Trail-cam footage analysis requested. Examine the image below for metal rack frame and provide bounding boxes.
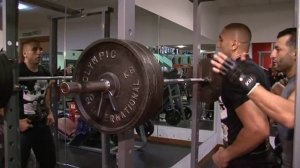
[2,0,300,168]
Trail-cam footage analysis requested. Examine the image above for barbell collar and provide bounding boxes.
[60,80,110,95]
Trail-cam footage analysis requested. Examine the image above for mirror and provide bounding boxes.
[17,0,217,167]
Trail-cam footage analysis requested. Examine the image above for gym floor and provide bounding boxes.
[55,139,192,168]
[54,96,214,168]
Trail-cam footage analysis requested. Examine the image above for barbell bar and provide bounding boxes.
[60,77,210,95]
[18,76,209,85]
[18,76,72,81]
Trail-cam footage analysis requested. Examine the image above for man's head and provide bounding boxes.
[217,23,252,60]
[270,28,297,77]
[22,40,43,67]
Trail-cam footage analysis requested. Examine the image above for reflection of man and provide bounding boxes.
[19,40,56,168]
[23,80,48,115]
[65,63,74,76]
[211,23,277,168]
[211,28,297,168]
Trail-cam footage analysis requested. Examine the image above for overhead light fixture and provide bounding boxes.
[18,3,31,10]
[176,45,186,48]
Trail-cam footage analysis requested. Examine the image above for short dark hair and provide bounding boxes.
[277,28,297,48]
[22,40,40,49]
[224,23,252,42]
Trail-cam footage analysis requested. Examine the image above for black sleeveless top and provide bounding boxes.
[277,76,295,168]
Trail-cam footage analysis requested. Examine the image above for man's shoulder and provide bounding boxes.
[19,62,29,76]
[239,60,270,88]
[19,62,26,69]
[238,60,267,78]
[239,60,262,72]
[38,65,50,75]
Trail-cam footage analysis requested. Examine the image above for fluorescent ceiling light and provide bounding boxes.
[176,45,186,48]
[18,3,31,10]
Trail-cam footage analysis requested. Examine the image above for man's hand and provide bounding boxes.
[210,52,259,95]
[19,118,33,132]
[212,146,230,168]
[47,111,55,126]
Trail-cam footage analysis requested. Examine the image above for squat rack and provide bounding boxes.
[2,0,300,168]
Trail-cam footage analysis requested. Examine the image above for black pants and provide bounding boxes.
[0,123,4,167]
[20,121,56,168]
[228,147,280,168]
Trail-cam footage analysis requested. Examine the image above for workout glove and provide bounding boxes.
[221,58,258,95]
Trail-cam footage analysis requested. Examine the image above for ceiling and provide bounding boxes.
[39,0,295,9]
[216,0,294,8]
[20,0,295,12]
[13,0,294,51]
[16,0,295,34]
[18,0,295,21]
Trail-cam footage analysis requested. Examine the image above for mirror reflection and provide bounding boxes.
[16,0,216,167]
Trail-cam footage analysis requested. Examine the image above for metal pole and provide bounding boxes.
[100,7,112,168]
[3,0,20,167]
[49,18,61,168]
[293,0,300,167]
[117,0,135,168]
[191,0,201,167]
[101,7,111,38]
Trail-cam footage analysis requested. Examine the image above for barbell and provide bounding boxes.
[0,39,220,133]
[60,39,221,134]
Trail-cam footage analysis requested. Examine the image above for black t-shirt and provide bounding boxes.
[19,62,50,119]
[220,59,270,153]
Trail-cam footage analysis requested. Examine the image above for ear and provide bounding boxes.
[293,52,297,60]
[232,40,238,51]
[291,49,296,59]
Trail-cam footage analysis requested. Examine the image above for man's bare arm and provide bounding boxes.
[220,100,270,161]
[249,85,295,128]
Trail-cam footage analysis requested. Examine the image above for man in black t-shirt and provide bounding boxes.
[211,28,297,168]
[19,40,56,168]
[212,23,277,168]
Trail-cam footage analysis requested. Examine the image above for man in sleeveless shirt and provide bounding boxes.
[211,28,297,168]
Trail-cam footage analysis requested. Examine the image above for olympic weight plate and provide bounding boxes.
[126,41,164,124]
[74,39,153,134]
[198,58,221,103]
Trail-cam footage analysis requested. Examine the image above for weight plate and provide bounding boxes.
[135,120,154,137]
[165,109,182,126]
[184,106,192,119]
[74,39,153,134]
[198,58,221,103]
[127,41,164,125]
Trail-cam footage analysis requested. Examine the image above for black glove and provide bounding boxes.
[221,58,258,94]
